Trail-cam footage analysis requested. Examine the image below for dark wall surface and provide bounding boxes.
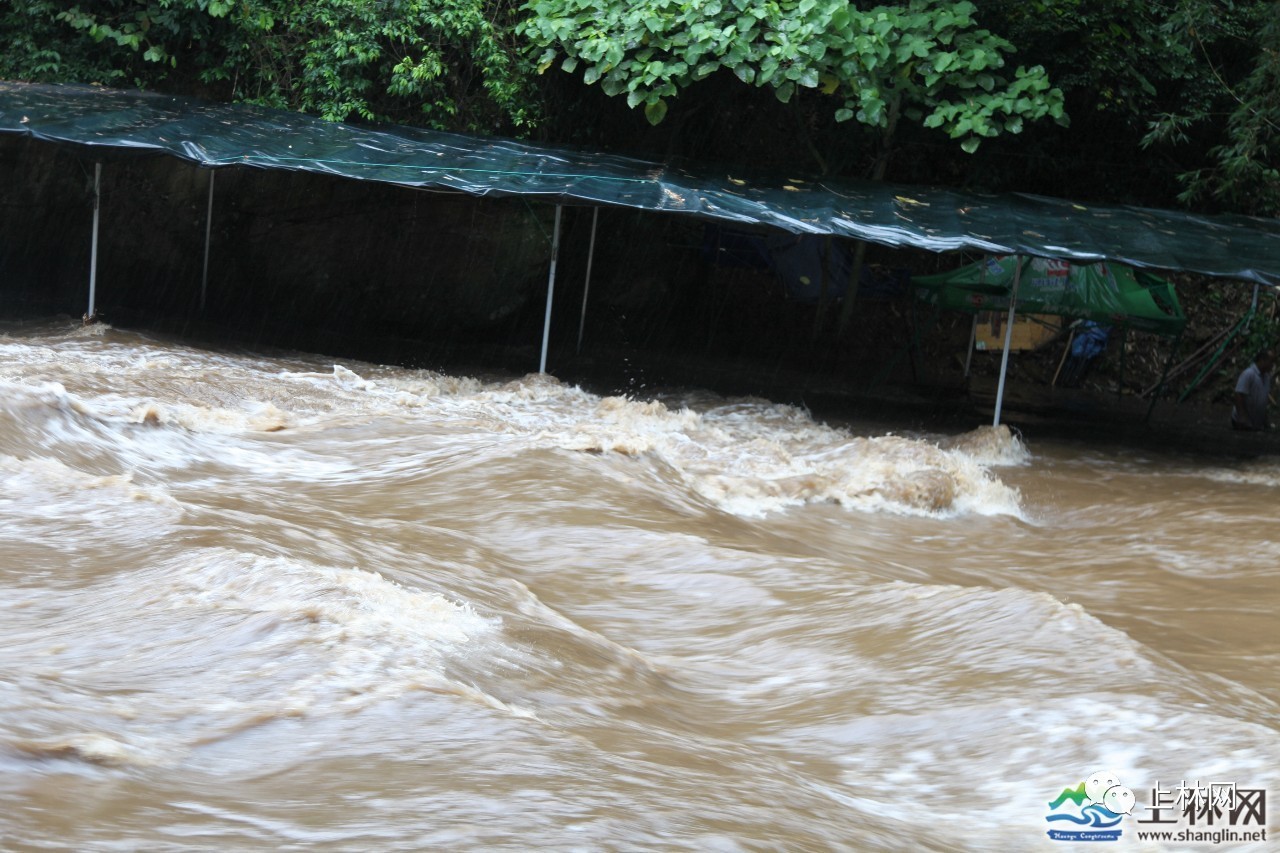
[0,135,967,404]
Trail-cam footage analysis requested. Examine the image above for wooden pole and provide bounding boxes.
[1052,328,1076,387]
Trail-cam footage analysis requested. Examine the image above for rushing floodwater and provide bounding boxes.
[0,321,1275,852]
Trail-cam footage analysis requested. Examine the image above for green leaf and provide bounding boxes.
[694,61,719,80]
[759,55,779,84]
[644,98,668,124]
[961,136,980,153]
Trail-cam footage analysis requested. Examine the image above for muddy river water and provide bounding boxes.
[0,322,1274,851]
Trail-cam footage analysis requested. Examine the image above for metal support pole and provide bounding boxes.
[576,207,599,355]
[200,170,216,311]
[992,256,1023,427]
[539,204,563,374]
[87,162,101,321]
[963,313,978,378]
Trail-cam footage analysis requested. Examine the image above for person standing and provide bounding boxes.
[1231,348,1276,431]
[1058,320,1111,388]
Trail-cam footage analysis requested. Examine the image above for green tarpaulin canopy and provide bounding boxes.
[913,256,1186,336]
[2,82,1280,286]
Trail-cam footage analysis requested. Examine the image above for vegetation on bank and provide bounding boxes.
[1,0,1275,215]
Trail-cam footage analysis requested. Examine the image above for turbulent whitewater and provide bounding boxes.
[0,322,1275,851]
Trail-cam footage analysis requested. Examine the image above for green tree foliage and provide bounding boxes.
[518,0,1066,167]
[982,0,1277,215]
[1157,4,1280,217]
[1,0,1271,219]
[0,1,140,86]
[0,0,538,133]
[984,0,1203,121]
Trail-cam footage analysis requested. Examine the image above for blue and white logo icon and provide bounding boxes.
[1046,769,1139,842]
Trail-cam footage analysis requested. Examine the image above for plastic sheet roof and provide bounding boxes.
[3,81,1279,285]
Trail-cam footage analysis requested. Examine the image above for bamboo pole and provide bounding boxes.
[1052,328,1077,387]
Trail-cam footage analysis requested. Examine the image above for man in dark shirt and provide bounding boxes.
[1231,349,1276,431]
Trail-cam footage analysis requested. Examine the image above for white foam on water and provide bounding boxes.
[0,378,95,421]
[0,376,378,492]
[66,321,111,338]
[166,550,513,714]
[0,549,526,770]
[0,330,1026,519]
[7,732,163,768]
[938,423,1032,467]
[820,694,1280,850]
[276,365,1024,518]
[0,451,182,546]
[0,452,175,505]
[1195,457,1280,488]
[125,399,291,433]
[1123,535,1280,579]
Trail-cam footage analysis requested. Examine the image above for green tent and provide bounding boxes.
[913,255,1186,336]
[911,255,1188,426]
